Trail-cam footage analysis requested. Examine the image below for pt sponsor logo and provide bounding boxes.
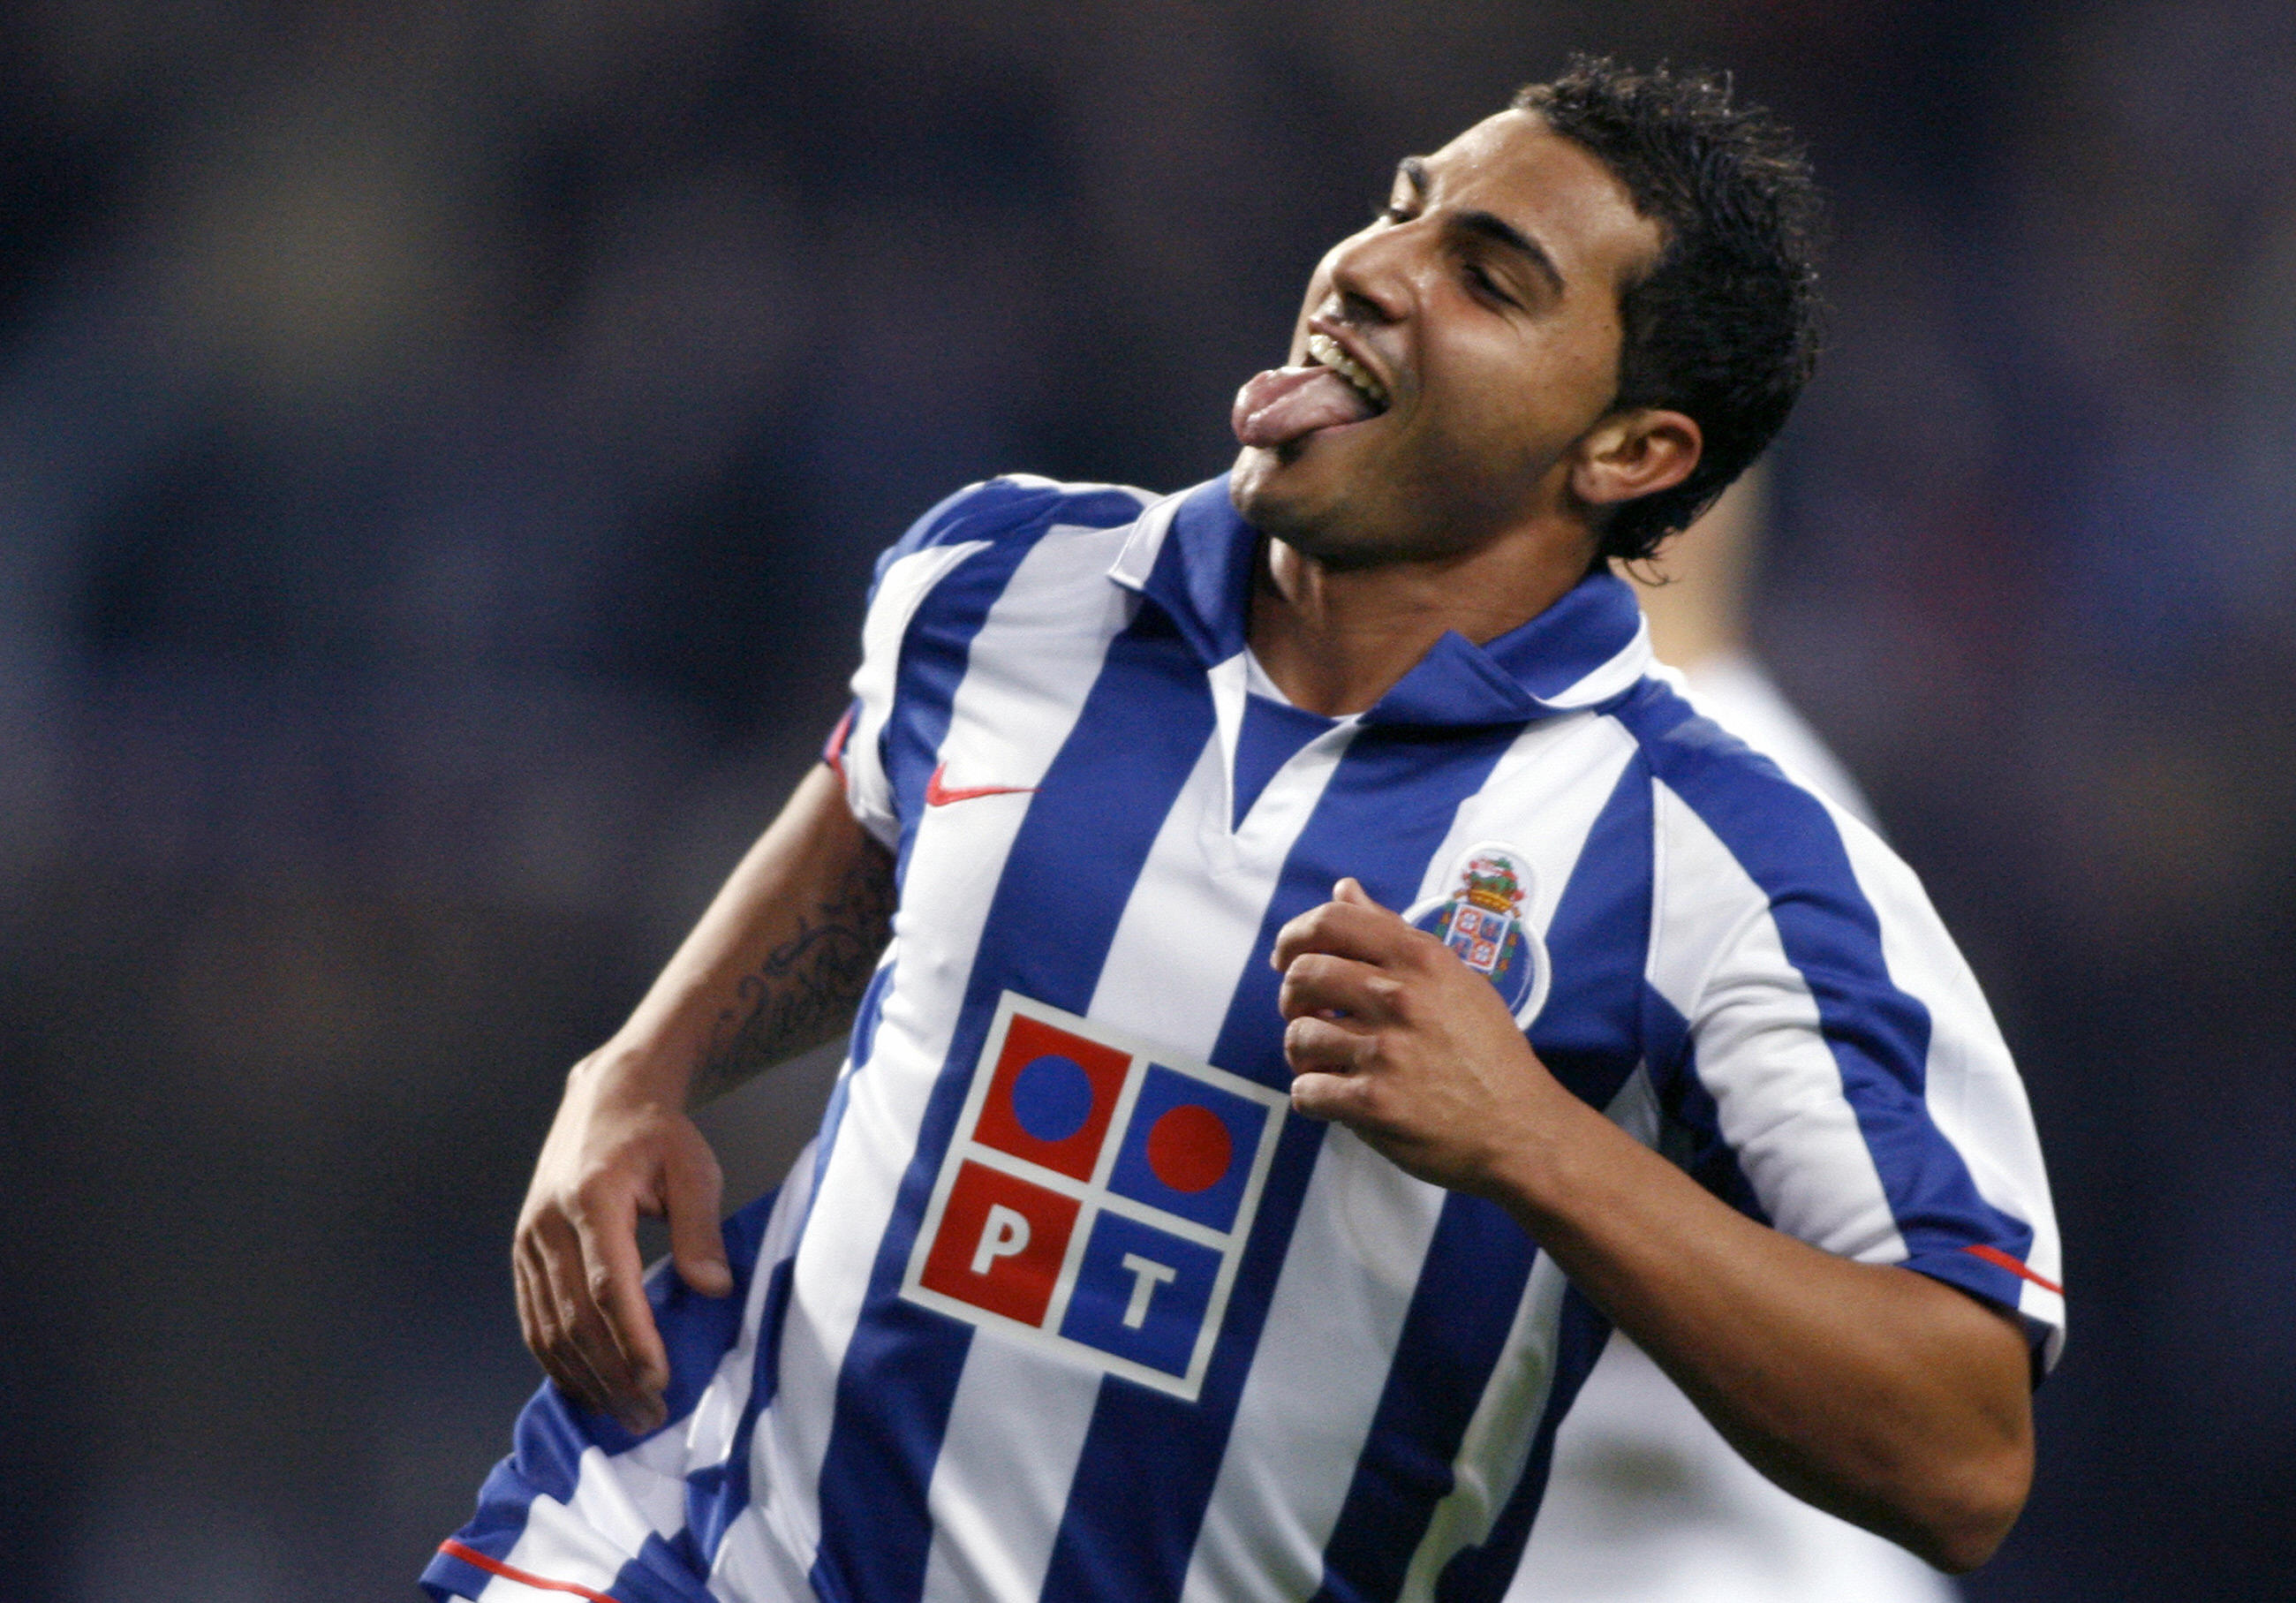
[903,993,1287,1400]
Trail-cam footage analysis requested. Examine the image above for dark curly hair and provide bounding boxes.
[1513,58,1824,564]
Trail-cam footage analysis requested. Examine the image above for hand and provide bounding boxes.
[513,1052,733,1433]
[1272,878,1563,1197]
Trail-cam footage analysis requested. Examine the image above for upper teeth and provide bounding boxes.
[1309,332,1389,409]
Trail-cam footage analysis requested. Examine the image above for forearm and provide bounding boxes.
[601,763,895,1107]
[1488,1088,2033,1571]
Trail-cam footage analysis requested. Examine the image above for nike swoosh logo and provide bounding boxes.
[925,761,1038,806]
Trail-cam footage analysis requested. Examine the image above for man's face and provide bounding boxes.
[1229,110,1663,567]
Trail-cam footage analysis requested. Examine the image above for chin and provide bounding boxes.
[1229,446,1331,543]
[1230,440,1349,532]
[1230,454,1409,571]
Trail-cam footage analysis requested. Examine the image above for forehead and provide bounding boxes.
[1416,109,1661,290]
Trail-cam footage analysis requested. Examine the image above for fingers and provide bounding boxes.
[1284,1017,1401,1137]
[516,1172,672,1433]
[664,1133,734,1299]
[1271,881,1422,974]
[1284,1012,1373,1075]
[517,1220,628,1420]
[1289,1069,1371,1123]
[1278,950,1401,1024]
[571,1187,671,1432]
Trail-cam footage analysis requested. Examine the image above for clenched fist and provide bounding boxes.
[1272,877,1567,1199]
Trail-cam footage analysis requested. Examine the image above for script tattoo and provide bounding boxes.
[692,840,897,1102]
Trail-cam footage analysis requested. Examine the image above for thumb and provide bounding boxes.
[1333,876,1385,911]
[664,1132,734,1298]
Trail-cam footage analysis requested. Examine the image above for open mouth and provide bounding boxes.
[1230,334,1392,450]
[1305,331,1391,412]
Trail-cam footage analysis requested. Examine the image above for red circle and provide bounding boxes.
[1145,1104,1232,1194]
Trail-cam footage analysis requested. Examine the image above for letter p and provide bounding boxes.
[971,1203,1032,1275]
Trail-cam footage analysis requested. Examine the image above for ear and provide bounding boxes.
[1567,407,1703,510]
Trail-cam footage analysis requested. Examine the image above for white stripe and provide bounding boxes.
[1104,488,1186,593]
[844,539,994,846]
[915,730,1233,1601]
[1409,713,1641,920]
[1830,803,2065,1359]
[1097,715,1356,1058]
[1127,718,1366,1603]
[487,1444,680,1595]
[1647,779,1907,1264]
[1180,1128,1447,1603]
[918,1341,1105,1602]
[720,517,1146,1588]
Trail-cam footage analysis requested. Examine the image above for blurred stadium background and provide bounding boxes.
[1,1,2290,1598]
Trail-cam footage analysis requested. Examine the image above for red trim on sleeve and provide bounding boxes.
[823,705,856,787]
[435,1539,620,1602]
[1963,1243,2063,1296]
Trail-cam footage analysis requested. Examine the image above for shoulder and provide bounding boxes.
[1603,673,1872,902]
[873,473,1159,586]
[1605,672,1805,803]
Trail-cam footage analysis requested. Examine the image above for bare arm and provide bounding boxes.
[516,764,895,1431]
[1275,880,2032,1574]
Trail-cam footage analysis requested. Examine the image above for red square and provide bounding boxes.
[918,1161,1080,1328]
[971,1013,1130,1182]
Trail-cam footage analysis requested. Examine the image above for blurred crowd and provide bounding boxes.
[0,2,2290,1599]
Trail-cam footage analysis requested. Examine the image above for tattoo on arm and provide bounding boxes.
[691,841,897,1103]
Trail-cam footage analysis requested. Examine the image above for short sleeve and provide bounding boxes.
[832,475,1158,851]
[1643,720,2065,1372]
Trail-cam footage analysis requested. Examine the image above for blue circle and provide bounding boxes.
[1010,1054,1095,1144]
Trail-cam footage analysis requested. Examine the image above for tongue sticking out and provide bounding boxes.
[1232,364,1377,449]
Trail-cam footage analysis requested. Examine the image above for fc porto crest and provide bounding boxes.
[1407,842,1551,1028]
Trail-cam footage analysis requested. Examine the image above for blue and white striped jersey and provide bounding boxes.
[427,474,2062,1603]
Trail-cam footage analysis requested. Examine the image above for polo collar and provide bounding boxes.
[1107,474,1651,729]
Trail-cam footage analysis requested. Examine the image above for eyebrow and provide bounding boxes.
[1394,156,1567,299]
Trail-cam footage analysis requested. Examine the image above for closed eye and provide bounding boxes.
[1463,260,1518,307]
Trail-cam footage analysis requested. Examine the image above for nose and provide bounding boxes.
[1320,215,1418,328]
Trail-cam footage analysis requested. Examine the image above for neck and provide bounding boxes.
[1247,521,1597,716]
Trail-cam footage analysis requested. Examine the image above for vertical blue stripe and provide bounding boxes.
[1528,752,1656,1112]
[872,480,1153,884]
[1310,1196,1537,1603]
[1431,1284,1614,1603]
[1612,684,2035,1273]
[1305,755,1657,1602]
[1632,955,1769,1219]
[1038,722,1521,1603]
[809,606,1217,1603]
[882,531,1059,883]
[1233,694,1338,828]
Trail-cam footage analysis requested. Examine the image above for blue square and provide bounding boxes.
[1106,1064,1269,1232]
[1059,1213,1223,1378]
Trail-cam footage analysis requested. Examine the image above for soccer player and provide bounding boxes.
[428,59,2059,1603]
